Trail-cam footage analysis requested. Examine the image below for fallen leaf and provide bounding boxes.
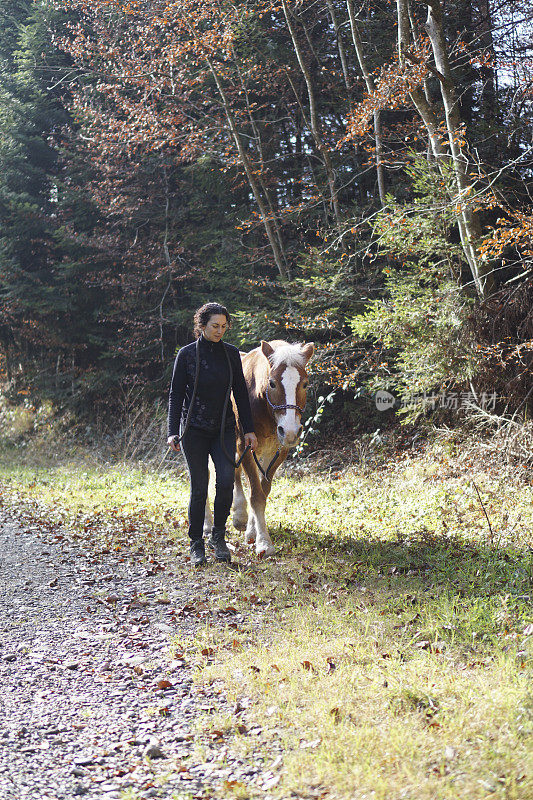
[156,679,173,690]
[263,775,281,789]
[223,780,246,791]
[300,738,321,749]
[478,779,497,792]
[106,595,119,604]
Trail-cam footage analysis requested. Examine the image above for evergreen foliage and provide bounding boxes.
[351,265,475,407]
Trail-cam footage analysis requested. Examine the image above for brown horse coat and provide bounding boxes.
[232,339,313,555]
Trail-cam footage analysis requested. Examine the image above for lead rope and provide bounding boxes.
[218,344,252,470]
[172,337,201,445]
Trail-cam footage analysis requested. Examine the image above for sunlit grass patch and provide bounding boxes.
[267,469,533,552]
[0,446,191,552]
[191,466,532,799]
[199,587,532,799]
[0,441,532,798]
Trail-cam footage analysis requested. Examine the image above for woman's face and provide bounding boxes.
[202,314,228,342]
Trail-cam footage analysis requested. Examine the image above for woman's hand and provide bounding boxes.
[244,433,258,451]
[167,435,180,452]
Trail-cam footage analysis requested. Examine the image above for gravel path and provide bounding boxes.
[0,503,268,800]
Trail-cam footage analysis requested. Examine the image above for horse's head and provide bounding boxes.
[261,340,314,448]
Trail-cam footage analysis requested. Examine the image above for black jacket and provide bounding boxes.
[167,335,255,437]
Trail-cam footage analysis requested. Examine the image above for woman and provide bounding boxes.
[167,303,258,566]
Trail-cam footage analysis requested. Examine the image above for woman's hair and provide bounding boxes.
[193,302,231,339]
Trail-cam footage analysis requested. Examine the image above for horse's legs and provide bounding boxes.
[248,475,274,556]
[244,515,257,545]
[203,463,214,538]
[232,464,248,532]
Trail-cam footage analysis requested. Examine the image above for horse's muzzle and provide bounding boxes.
[277,424,303,448]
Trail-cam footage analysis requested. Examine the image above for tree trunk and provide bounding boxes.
[204,56,290,280]
[232,51,289,275]
[282,68,330,227]
[476,0,498,140]
[397,0,446,162]
[281,0,344,240]
[424,0,495,298]
[325,0,351,94]
[396,0,495,298]
[346,0,387,205]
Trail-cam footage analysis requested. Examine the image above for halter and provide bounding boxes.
[265,387,305,415]
[251,382,306,482]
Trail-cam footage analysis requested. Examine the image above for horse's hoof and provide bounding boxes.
[256,543,275,558]
[232,514,248,532]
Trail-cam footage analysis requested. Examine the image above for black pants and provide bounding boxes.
[181,426,236,542]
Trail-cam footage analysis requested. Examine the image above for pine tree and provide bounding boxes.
[0,1,108,404]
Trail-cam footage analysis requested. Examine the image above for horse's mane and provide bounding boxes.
[268,341,307,370]
[244,340,309,398]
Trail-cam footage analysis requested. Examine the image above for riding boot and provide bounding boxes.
[190,538,207,567]
[208,527,231,563]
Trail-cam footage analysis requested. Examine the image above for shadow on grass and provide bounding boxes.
[240,525,533,655]
[272,523,533,601]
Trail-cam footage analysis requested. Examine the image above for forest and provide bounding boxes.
[0,0,532,437]
[1,5,532,798]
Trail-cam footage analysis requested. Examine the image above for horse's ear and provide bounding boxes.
[300,342,314,364]
[260,340,274,360]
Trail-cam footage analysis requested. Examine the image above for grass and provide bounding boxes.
[0,438,531,799]
[0,442,191,554]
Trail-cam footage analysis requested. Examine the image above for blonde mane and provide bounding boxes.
[268,342,307,370]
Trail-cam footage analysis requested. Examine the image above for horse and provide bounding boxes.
[231,339,314,556]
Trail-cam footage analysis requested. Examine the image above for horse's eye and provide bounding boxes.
[269,379,276,389]
[303,381,308,389]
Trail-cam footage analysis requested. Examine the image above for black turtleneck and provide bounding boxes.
[167,335,255,437]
